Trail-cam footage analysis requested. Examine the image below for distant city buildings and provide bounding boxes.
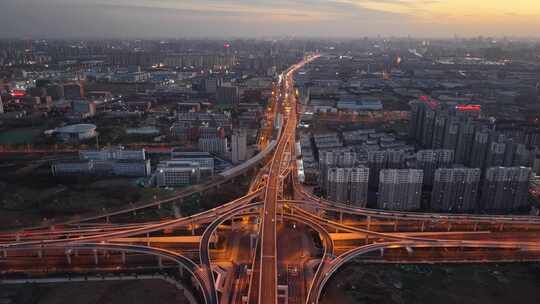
[216,86,239,107]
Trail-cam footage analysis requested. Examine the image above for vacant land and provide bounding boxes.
[0,280,190,304]
[320,263,540,304]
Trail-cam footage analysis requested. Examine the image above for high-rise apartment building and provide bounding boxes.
[377,169,423,211]
[485,142,506,168]
[431,168,481,212]
[470,129,491,170]
[481,166,531,212]
[367,150,405,188]
[455,120,475,165]
[319,151,358,191]
[421,107,436,148]
[416,149,454,186]
[432,113,447,149]
[327,167,369,207]
[443,117,460,151]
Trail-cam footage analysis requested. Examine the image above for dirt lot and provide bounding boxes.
[0,280,191,304]
[320,263,540,304]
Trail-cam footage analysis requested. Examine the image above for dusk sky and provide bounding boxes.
[2,0,540,38]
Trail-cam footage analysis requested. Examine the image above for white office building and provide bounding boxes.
[231,129,248,164]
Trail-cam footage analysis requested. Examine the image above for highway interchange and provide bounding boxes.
[2,55,540,304]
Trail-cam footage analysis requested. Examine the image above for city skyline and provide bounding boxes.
[3,0,540,39]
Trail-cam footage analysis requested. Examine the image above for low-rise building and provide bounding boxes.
[155,161,201,187]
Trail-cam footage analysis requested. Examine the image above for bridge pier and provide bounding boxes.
[122,251,126,264]
[250,233,257,254]
[393,218,398,232]
[447,222,452,232]
[366,216,371,230]
[2,250,7,258]
[66,251,72,265]
[146,233,151,246]
[339,212,343,224]
[93,249,98,265]
[158,256,163,269]
[379,248,384,257]
[178,264,184,277]
[421,221,425,232]
[499,223,504,231]
[473,222,478,231]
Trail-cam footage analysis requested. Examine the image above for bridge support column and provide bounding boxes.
[158,256,163,269]
[37,249,43,259]
[146,233,151,246]
[191,223,195,236]
[379,248,384,257]
[447,222,452,232]
[106,216,110,224]
[393,218,398,232]
[93,249,99,265]
[421,221,425,232]
[339,212,343,224]
[250,234,257,254]
[499,223,504,231]
[365,234,369,245]
[366,216,371,230]
[122,251,126,264]
[178,265,184,277]
[473,222,478,231]
[2,250,7,258]
[66,251,72,265]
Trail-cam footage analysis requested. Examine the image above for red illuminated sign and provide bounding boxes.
[10,89,26,98]
[456,104,481,111]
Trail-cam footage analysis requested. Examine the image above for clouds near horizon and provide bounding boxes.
[1,0,540,38]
